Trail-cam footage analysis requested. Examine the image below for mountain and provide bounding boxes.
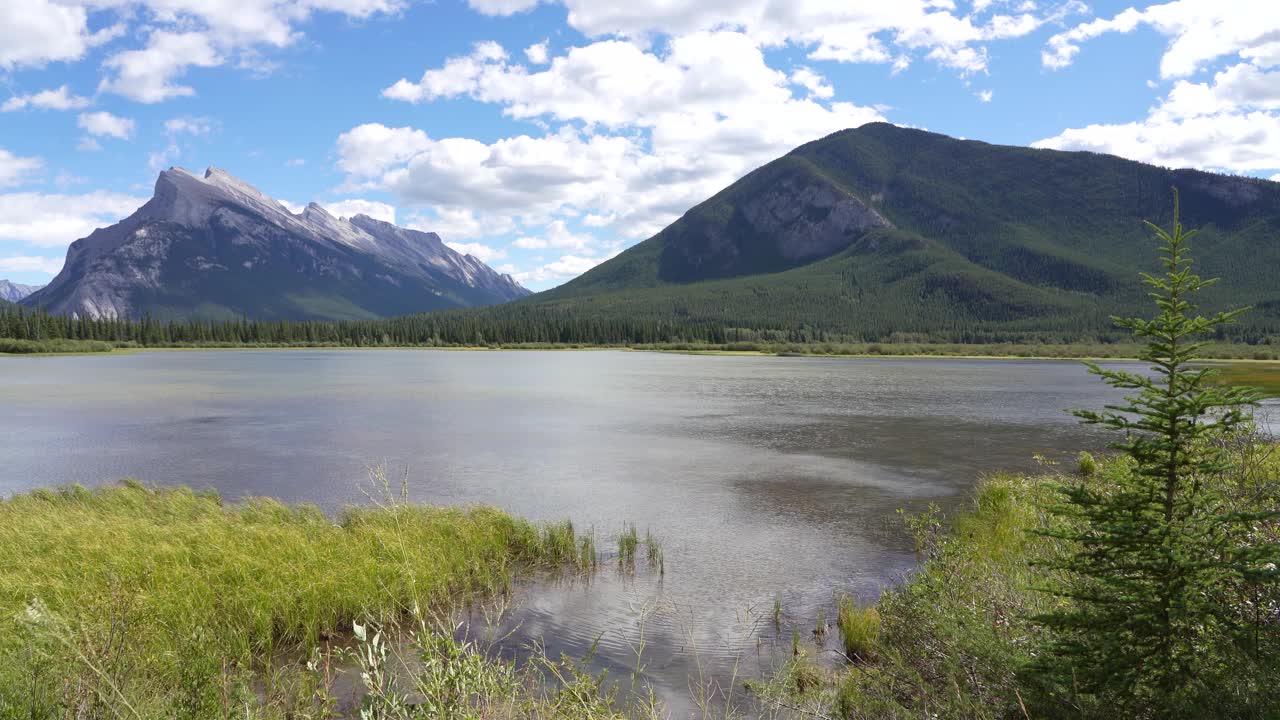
[22,167,529,321]
[0,280,43,303]
[517,123,1280,341]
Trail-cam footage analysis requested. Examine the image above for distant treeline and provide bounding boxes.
[3,302,1278,350]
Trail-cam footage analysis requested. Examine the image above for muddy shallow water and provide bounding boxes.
[5,349,1273,715]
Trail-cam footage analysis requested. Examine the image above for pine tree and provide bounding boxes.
[1032,190,1276,717]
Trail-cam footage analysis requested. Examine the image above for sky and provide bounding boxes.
[1,1,1278,291]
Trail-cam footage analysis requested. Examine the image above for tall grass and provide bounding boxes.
[0,481,583,717]
[0,338,123,354]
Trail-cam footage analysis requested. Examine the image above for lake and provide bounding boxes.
[5,349,1270,713]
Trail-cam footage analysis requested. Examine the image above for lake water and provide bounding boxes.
[4,350,1273,714]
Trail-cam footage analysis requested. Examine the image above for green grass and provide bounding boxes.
[0,480,585,718]
[753,442,1280,719]
[836,597,880,663]
[1213,362,1280,396]
[0,338,124,354]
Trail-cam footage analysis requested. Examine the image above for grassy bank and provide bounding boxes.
[1212,363,1280,396]
[5,337,1280,361]
[0,338,128,354]
[0,479,604,718]
[755,441,1280,719]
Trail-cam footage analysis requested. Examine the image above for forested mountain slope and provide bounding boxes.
[515,123,1280,341]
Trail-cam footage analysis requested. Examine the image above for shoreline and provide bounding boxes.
[6,341,1280,365]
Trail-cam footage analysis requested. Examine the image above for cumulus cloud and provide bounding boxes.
[355,31,888,284]
[77,111,136,139]
[335,123,431,176]
[0,149,44,188]
[511,219,597,252]
[511,253,614,285]
[0,0,122,69]
[1,85,92,112]
[444,241,508,263]
[321,199,396,223]
[1037,9,1280,176]
[77,1,407,103]
[0,191,146,248]
[1034,111,1280,172]
[524,40,550,65]
[466,0,1067,75]
[790,67,834,99]
[100,31,223,103]
[1043,0,1280,78]
[1036,2,1280,174]
[0,255,64,275]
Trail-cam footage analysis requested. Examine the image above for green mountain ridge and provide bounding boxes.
[512,122,1280,341]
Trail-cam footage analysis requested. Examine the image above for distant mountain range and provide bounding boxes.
[0,280,43,303]
[19,125,1280,340]
[23,167,528,320]
[517,122,1280,340]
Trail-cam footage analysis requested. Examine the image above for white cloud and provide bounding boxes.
[525,40,549,65]
[335,123,431,176]
[511,253,611,285]
[405,207,515,241]
[286,158,306,167]
[347,31,888,290]
[77,137,103,152]
[164,116,217,135]
[0,191,146,248]
[0,0,121,69]
[90,1,405,103]
[321,199,396,223]
[463,0,1071,75]
[0,255,63,275]
[1034,111,1280,172]
[77,111,136,139]
[1,85,92,112]
[468,0,539,14]
[977,89,993,103]
[100,31,222,103]
[1043,0,1280,78]
[444,241,508,262]
[511,219,597,252]
[0,149,43,188]
[790,67,834,99]
[1037,21,1280,175]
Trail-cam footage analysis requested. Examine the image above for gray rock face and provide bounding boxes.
[0,280,42,302]
[23,167,529,320]
[740,175,891,261]
[657,164,892,281]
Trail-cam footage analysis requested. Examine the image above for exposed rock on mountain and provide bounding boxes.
[0,280,43,303]
[524,122,1280,340]
[23,167,528,320]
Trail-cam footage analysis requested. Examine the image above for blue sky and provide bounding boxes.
[1,0,1277,290]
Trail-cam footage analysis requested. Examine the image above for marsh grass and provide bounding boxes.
[617,524,639,567]
[753,442,1280,719]
[835,597,879,664]
[1212,362,1280,396]
[0,338,124,354]
[0,479,597,718]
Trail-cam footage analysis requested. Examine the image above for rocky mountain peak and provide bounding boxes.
[23,166,531,320]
